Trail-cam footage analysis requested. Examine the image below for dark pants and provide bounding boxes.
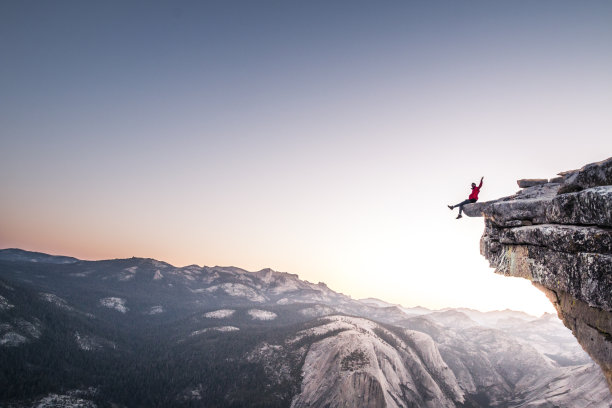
[454,198,477,215]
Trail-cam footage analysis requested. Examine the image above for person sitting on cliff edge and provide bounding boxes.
[448,176,484,219]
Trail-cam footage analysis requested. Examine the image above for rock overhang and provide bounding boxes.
[465,157,612,392]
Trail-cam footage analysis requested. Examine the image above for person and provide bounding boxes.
[448,177,484,219]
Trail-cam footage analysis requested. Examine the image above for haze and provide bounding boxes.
[2,1,611,315]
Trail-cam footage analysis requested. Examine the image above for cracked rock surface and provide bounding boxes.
[465,157,612,392]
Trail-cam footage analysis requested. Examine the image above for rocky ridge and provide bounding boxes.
[3,249,610,406]
[464,157,612,392]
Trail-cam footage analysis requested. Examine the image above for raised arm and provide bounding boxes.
[479,177,484,188]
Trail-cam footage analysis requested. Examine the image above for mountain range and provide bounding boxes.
[1,248,610,407]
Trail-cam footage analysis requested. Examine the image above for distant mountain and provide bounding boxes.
[1,249,610,407]
[0,248,78,264]
[359,297,432,316]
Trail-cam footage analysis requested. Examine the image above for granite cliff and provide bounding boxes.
[464,157,612,392]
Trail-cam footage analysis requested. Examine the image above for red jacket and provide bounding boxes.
[469,180,483,200]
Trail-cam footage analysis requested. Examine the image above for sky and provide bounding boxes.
[1,1,611,316]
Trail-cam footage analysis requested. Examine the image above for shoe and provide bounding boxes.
[456,214,462,219]
[447,205,453,210]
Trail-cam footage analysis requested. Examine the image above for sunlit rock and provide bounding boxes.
[466,157,612,392]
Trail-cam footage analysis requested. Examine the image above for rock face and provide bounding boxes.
[464,157,612,392]
[289,316,463,408]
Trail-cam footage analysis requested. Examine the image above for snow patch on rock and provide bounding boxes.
[146,305,164,315]
[69,270,93,277]
[153,270,163,280]
[204,309,235,319]
[40,293,74,311]
[248,309,277,320]
[74,332,115,351]
[0,318,42,346]
[27,388,98,408]
[0,332,27,347]
[179,266,203,280]
[118,266,137,281]
[99,297,128,313]
[0,295,14,310]
[269,279,300,295]
[190,326,240,336]
[202,271,219,284]
[206,283,267,302]
[15,318,42,339]
[189,288,207,293]
[150,260,169,269]
[75,332,98,351]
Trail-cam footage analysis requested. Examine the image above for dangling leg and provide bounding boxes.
[453,199,470,208]
[449,199,468,210]
[454,199,471,219]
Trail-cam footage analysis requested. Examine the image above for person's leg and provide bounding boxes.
[458,199,477,215]
[454,199,471,211]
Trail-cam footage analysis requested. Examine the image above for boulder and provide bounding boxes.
[547,186,612,227]
[517,179,548,188]
[558,157,612,194]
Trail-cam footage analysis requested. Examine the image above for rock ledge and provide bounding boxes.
[465,157,612,392]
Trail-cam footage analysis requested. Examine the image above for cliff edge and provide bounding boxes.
[464,157,612,392]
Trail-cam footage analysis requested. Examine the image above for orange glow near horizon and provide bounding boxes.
[2,1,611,316]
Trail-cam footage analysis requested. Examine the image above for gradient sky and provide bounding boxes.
[1,1,611,315]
